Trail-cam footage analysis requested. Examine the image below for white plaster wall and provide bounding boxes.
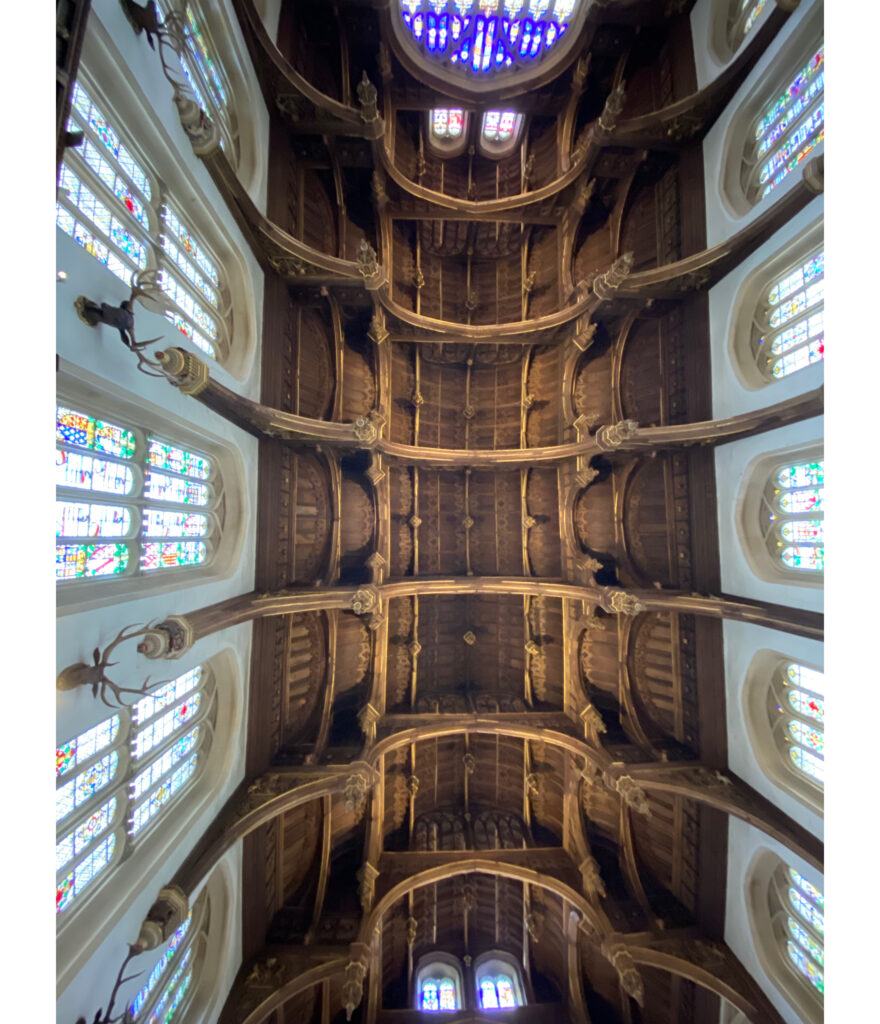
[702,0,824,248]
[724,819,824,1024]
[56,0,262,1011]
[714,416,823,613]
[722,620,823,838]
[708,197,823,419]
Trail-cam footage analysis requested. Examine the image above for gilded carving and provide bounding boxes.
[342,960,368,1021]
[604,945,645,1005]
[598,81,627,133]
[579,855,607,899]
[356,71,379,123]
[343,771,370,820]
[612,775,652,817]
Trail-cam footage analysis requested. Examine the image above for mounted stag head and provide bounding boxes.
[57,623,165,709]
[74,942,143,1024]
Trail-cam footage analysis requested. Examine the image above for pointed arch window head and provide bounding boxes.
[56,404,222,583]
[742,44,824,205]
[56,665,215,918]
[57,79,232,363]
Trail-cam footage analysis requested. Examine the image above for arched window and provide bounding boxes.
[128,885,209,1022]
[57,79,231,362]
[727,1,768,54]
[742,43,824,206]
[750,245,824,382]
[742,650,823,814]
[431,108,465,140]
[770,862,825,998]
[56,664,215,916]
[747,852,824,1024]
[474,953,526,1010]
[414,956,464,1013]
[160,0,239,163]
[56,403,221,582]
[762,458,824,576]
[478,109,524,156]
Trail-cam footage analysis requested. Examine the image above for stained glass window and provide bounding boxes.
[431,108,465,139]
[763,459,824,576]
[439,980,457,1010]
[130,912,193,1018]
[765,861,824,1001]
[769,660,824,788]
[480,979,499,1009]
[57,667,213,916]
[482,110,520,144]
[727,0,768,53]
[59,75,231,362]
[753,248,824,381]
[477,973,520,1010]
[56,404,218,583]
[417,969,461,1012]
[398,1,582,76]
[422,982,440,1011]
[744,46,824,203]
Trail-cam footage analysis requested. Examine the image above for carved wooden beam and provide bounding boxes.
[603,2,796,150]
[621,933,789,1024]
[229,0,368,131]
[608,155,824,300]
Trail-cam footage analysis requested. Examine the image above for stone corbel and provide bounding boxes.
[598,81,627,133]
[136,615,194,659]
[155,347,210,396]
[607,773,652,817]
[137,884,189,950]
[356,241,385,290]
[344,770,372,821]
[598,588,646,616]
[357,72,379,124]
[342,958,369,1021]
[591,251,635,300]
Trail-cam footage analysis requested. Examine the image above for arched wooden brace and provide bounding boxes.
[230,0,365,130]
[218,951,348,1024]
[164,762,378,901]
[621,934,789,1024]
[603,2,794,150]
[605,156,823,302]
[154,346,820,469]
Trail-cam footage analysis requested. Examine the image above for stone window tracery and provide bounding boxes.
[56,403,222,581]
[56,665,215,916]
[57,79,231,361]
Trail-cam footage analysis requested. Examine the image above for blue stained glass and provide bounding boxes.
[480,979,499,1009]
[422,982,440,1012]
[129,913,192,1018]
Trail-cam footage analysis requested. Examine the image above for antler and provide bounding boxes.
[74,942,144,1024]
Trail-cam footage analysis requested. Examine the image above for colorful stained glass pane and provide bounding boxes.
[56,543,131,580]
[740,0,767,38]
[57,501,132,539]
[144,471,209,506]
[57,408,137,458]
[780,520,823,544]
[789,869,824,909]
[161,206,219,285]
[771,336,824,378]
[57,715,120,778]
[768,280,823,328]
[754,48,824,144]
[133,693,202,759]
[787,941,824,994]
[768,311,823,355]
[146,439,211,480]
[422,982,440,1011]
[786,664,823,693]
[70,82,151,198]
[787,917,824,966]
[790,745,824,783]
[480,979,499,1009]
[57,797,118,870]
[483,110,518,142]
[778,487,823,514]
[787,689,824,723]
[56,833,116,913]
[134,667,202,724]
[781,545,824,572]
[59,164,148,269]
[148,949,192,1024]
[496,976,516,1007]
[57,450,135,496]
[789,887,824,934]
[129,913,193,1018]
[760,109,824,198]
[778,462,823,488]
[163,310,217,359]
[158,269,218,339]
[130,753,198,834]
[132,728,200,800]
[788,720,823,754]
[141,509,209,538]
[438,979,457,1010]
[80,141,150,228]
[768,251,824,305]
[140,541,207,571]
[186,7,228,106]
